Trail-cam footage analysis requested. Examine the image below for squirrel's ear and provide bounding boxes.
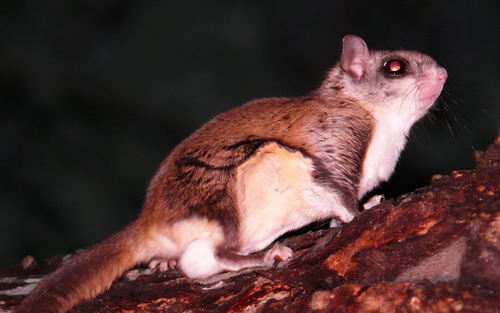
[340,35,370,80]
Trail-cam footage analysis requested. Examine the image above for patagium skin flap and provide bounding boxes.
[14,35,446,313]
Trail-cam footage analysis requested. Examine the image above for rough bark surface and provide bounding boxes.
[1,135,500,312]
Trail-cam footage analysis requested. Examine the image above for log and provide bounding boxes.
[1,135,499,312]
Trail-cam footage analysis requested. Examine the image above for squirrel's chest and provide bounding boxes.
[358,114,409,198]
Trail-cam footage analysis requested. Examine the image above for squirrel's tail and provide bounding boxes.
[14,221,151,313]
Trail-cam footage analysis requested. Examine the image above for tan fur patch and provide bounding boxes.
[236,142,352,255]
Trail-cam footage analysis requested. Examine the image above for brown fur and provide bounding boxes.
[151,95,371,222]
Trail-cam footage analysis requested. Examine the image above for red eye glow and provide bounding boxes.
[383,59,406,75]
[389,61,401,72]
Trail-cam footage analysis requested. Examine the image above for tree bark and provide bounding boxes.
[2,135,500,312]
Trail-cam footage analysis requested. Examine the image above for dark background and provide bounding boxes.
[1,1,499,268]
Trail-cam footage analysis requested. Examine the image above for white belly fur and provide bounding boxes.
[235,142,354,255]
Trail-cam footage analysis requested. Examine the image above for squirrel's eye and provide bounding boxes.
[383,59,406,75]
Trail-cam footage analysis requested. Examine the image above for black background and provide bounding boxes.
[1,1,499,267]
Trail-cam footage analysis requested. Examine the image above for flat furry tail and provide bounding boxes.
[14,222,148,313]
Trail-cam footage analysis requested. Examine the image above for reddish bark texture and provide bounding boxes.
[2,135,500,312]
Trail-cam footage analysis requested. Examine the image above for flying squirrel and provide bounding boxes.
[14,35,447,313]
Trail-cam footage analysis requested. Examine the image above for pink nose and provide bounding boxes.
[437,67,447,84]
